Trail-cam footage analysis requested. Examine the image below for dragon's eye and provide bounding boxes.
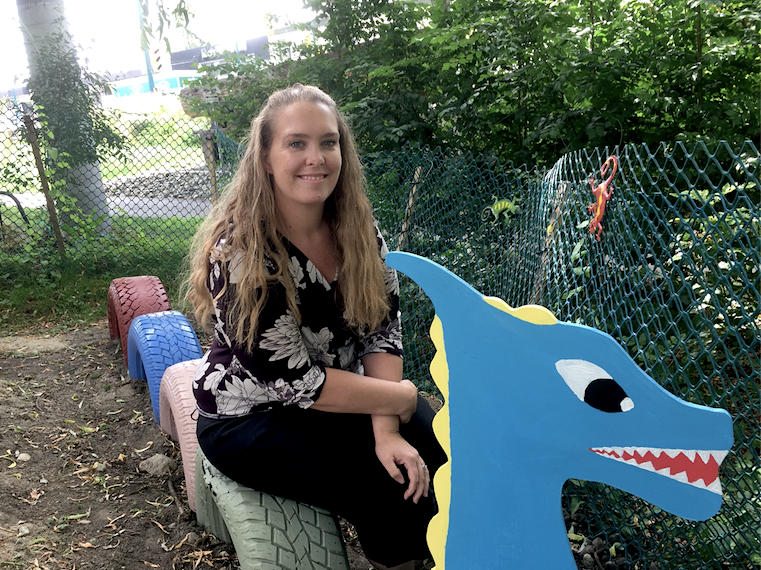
[555,359,634,413]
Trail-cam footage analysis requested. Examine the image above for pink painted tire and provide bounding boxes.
[107,276,171,365]
[159,358,202,511]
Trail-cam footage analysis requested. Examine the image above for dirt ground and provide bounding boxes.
[0,321,373,570]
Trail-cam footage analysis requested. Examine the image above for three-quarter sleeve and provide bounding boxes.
[358,225,404,360]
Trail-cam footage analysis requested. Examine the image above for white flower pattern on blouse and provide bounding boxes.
[288,256,306,290]
[203,361,229,393]
[213,303,231,346]
[307,259,332,290]
[192,225,403,418]
[302,326,335,366]
[260,312,310,369]
[337,340,357,370]
[215,373,273,416]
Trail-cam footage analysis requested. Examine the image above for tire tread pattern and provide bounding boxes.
[127,310,203,423]
[159,359,202,511]
[196,448,349,570]
[107,276,170,365]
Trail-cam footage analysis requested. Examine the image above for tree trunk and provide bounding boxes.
[16,0,110,234]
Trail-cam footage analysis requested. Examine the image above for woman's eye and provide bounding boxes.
[289,141,304,148]
[323,139,337,147]
[555,359,634,413]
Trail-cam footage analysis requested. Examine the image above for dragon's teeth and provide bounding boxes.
[591,446,728,494]
[673,471,690,485]
[712,450,729,464]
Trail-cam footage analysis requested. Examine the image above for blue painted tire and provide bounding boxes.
[127,310,203,423]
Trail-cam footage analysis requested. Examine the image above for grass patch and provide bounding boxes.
[0,213,202,336]
[0,270,110,336]
[0,267,191,337]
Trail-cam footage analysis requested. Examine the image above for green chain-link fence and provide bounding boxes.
[1,98,759,569]
[0,99,240,284]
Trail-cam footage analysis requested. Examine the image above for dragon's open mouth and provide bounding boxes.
[590,447,729,494]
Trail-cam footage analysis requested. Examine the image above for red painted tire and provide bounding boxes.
[107,276,171,365]
[159,358,202,511]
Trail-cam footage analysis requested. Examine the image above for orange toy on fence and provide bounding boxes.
[587,155,618,241]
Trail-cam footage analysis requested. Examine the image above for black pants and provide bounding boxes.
[197,395,447,567]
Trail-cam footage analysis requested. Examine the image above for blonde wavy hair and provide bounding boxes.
[184,84,390,351]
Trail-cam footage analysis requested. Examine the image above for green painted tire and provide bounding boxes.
[195,447,350,570]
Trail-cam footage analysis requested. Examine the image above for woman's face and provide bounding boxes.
[264,101,342,215]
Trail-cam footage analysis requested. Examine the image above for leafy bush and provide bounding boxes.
[182,53,289,142]
[25,32,126,168]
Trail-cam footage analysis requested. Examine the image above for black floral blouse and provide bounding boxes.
[192,224,403,419]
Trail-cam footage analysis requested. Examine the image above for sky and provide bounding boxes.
[0,0,316,89]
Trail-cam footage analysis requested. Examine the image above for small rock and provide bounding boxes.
[592,537,605,549]
[138,454,176,476]
[604,561,618,570]
[17,526,30,537]
[579,543,595,556]
[16,453,31,462]
[582,553,595,569]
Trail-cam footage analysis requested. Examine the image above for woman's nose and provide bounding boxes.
[306,145,325,166]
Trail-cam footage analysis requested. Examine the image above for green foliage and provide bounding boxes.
[688,445,761,565]
[188,0,759,165]
[138,0,193,52]
[127,114,198,149]
[0,206,201,285]
[0,134,37,195]
[292,0,435,153]
[98,112,208,179]
[183,53,290,142]
[25,32,126,168]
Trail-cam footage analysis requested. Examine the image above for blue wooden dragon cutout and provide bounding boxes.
[385,252,734,570]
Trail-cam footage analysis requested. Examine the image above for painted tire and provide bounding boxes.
[107,276,171,366]
[159,359,202,511]
[196,447,350,570]
[127,310,203,424]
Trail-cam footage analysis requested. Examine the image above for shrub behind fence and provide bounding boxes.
[1,98,759,569]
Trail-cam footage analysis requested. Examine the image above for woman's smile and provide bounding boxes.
[264,101,342,212]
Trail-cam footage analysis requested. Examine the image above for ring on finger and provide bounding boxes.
[422,464,428,470]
